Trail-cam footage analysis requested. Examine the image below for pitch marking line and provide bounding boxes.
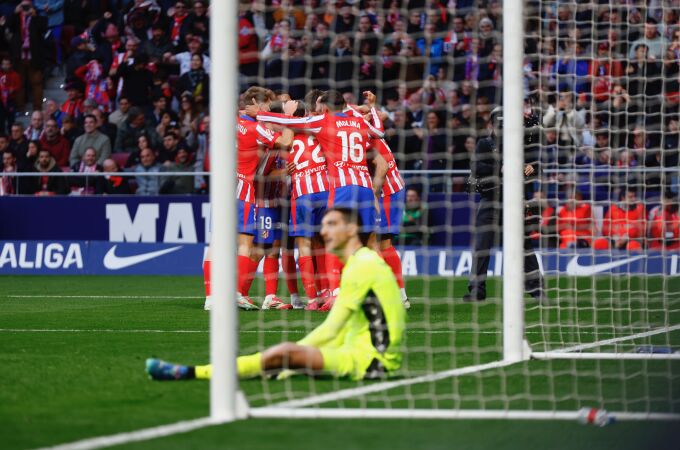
[36,416,216,450]
[534,323,680,354]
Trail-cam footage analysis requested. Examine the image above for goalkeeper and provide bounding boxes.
[146,208,406,381]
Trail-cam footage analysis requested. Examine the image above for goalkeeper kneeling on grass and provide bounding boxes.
[146,207,406,381]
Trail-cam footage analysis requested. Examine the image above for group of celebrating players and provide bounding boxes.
[202,86,410,313]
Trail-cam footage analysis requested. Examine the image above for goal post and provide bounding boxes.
[502,0,528,364]
[209,0,240,423]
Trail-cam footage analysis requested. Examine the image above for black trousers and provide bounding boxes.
[467,197,543,297]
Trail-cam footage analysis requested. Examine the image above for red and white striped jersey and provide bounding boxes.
[346,105,405,196]
[289,134,329,200]
[237,115,280,203]
[254,150,286,208]
[256,111,383,190]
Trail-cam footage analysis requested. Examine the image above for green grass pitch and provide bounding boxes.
[1,275,679,449]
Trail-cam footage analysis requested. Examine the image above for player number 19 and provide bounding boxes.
[337,131,364,163]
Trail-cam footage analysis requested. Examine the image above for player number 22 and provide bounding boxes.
[337,131,364,163]
[291,137,324,170]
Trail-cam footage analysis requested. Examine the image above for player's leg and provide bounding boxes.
[203,246,212,310]
[523,232,547,303]
[146,343,324,380]
[378,189,409,309]
[297,235,322,308]
[279,203,300,304]
[236,200,259,310]
[465,199,498,302]
[281,236,300,307]
[261,241,293,310]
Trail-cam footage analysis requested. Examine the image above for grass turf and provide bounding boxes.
[1,275,679,449]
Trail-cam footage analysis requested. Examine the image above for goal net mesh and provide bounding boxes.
[236,0,680,417]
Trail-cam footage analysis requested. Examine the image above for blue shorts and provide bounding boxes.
[237,199,256,235]
[329,185,376,233]
[254,206,282,244]
[379,189,405,236]
[289,191,329,238]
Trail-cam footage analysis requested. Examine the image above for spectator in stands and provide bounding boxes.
[626,43,663,125]
[0,57,20,134]
[168,0,191,49]
[593,188,646,251]
[164,35,210,76]
[95,158,131,195]
[143,22,173,64]
[65,36,93,80]
[591,42,624,105]
[91,108,116,147]
[160,147,194,194]
[401,188,427,245]
[24,110,44,140]
[177,93,198,137]
[60,114,80,147]
[147,96,168,128]
[556,189,593,248]
[329,33,355,91]
[40,118,70,167]
[115,107,158,154]
[186,1,209,42]
[629,17,668,60]
[9,0,47,111]
[158,132,183,164]
[108,96,130,129]
[44,99,63,128]
[60,81,84,121]
[33,147,68,195]
[92,17,121,73]
[9,124,30,170]
[176,54,210,110]
[648,191,680,251]
[118,53,154,108]
[69,114,111,165]
[542,92,585,163]
[74,59,111,112]
[134,147,161,195]
[70,147,101,195]
[1,149,20,195]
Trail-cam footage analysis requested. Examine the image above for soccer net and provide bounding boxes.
[224,0,680,421]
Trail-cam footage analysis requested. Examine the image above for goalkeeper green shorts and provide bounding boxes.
[320,344,383,381]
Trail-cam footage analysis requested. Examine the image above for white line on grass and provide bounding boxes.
[532,323,680,354]
[273,359,517,409]
[36,417,216,450]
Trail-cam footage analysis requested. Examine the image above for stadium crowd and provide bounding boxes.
[0,0,678,251]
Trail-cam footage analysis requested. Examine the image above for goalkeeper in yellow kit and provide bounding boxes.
[146,208,406,381]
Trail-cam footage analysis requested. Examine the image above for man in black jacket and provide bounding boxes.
[464,106,546,303]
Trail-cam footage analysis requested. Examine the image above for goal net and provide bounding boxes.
[221,0,680,421]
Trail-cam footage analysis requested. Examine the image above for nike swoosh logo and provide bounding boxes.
[103,245,183,270]
[566,255,646,276]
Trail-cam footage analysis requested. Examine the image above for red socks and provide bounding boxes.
[281,251,299,296]
[298,256,318,300]
[240,258,259,295]
[381,245,405,289]
[202,259,211,297]
[326,252,343,293]
[263,256,279,297]
[237,255,256,295]
[313,243,328,293]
